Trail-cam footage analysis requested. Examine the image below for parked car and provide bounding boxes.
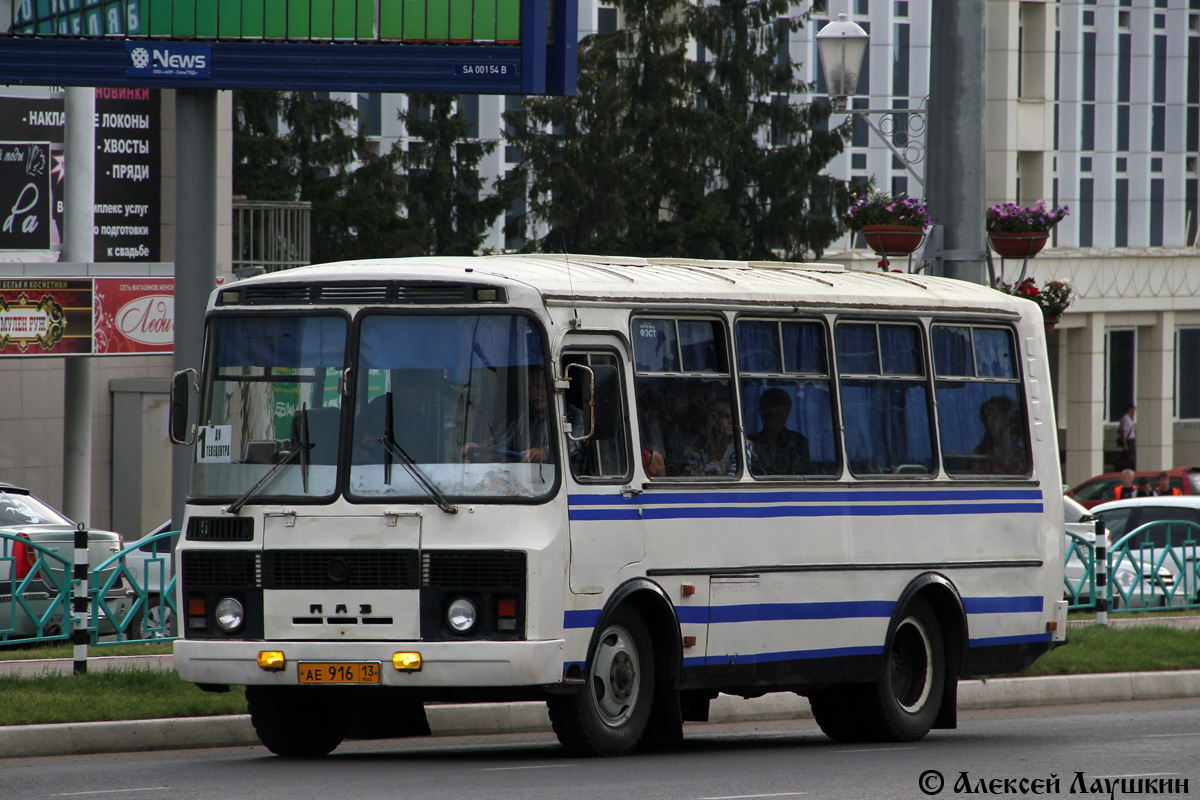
[1062,495,1170,609]
[1090,496,1200,604]
[118,521,177,639]
[1066,466,1200,509]
[0,482,130,643]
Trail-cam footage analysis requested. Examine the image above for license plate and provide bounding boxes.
[297,662,381,685]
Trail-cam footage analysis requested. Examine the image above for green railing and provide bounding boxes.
[93,530,179,645]
[2,529,177,650]
[1064,519,1200,613]
[0,532,73,646]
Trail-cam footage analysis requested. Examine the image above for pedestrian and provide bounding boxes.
[1113,468,1138,500]
[1117,404,1136,470]
[1153,470,1181,497]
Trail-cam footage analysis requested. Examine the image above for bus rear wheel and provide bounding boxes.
[246,686,351,757]
[870,598,944,742]
[810,598,944,744]
[548,608,655,756]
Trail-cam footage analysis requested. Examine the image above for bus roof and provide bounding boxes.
[231,254,1032,317]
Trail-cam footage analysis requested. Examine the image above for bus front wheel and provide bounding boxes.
[548,608,655,756]
[246,686,351,757]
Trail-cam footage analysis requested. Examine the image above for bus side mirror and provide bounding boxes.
[170,369,198,446]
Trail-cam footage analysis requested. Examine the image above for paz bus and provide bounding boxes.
[168,254,1067,756]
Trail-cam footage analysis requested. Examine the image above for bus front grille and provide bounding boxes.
[181,551,261,588]
[421,551,526,590]
[186,517,254,542]
[263,550,419,590]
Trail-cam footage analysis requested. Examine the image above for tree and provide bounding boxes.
[504,0,852,260]
[504,0,704,255]
[396,94,513,256]
[686,0,852,260]
[233,91,509,260]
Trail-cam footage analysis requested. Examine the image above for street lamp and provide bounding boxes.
[816,13,926,189]
[815,13,868,113]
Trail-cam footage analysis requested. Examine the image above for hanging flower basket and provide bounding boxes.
[861,225,926,256]
[988,231,1049,259]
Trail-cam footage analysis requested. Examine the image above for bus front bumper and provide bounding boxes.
[173,638,567,688]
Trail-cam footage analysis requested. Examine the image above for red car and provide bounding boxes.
[1066,466,1200,509]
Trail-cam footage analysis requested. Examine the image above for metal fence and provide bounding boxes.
[1064,519,1200,615]
[232,199,312,275]
[1,529,178,660]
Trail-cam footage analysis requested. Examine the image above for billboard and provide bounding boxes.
[9,0,522,43]
[0,276,173,356]
[0,90,161,262]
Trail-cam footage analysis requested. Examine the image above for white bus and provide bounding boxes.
[169,254,1067,757]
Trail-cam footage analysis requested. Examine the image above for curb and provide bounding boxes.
[3,670,1199,759]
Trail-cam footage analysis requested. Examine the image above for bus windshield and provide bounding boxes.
[190,311,554,503]
[349,312,554,501]
[190,314,348,500]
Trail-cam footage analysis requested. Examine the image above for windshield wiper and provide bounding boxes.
[380,390,457,515]
[224,403,313,515]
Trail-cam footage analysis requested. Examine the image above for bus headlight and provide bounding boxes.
[447,597,478,633]
[215,597,245,633]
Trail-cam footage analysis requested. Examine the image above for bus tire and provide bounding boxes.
[808,685,876,743]
[246,686,351,757]
[866,597,945,742]
[548,608,655,756]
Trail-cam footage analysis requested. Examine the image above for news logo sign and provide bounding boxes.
[126,43,211,79]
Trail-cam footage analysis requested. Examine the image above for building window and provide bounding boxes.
[1115,178,1129,247]
[1080,105,1095,152]
[1151,178,1165,246]
[1081,156,1092,172]
[1106,329,1136,424]
[1179,328,1200,419]
[597,6,616,34]
[357,92,381,138]
[458,94,479,139]
[852,153,867,170]
[893,22,910,97]
[1151,157,1163,173]
[1117,157,1128,172]
[1079,178,1094,247]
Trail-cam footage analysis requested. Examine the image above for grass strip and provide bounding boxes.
[1016,624,1200,676]
[0,643,174,661]
[0,669,246,726]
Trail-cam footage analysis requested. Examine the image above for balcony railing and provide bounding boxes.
[232,199,311,275]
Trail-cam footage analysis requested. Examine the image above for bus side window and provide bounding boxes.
[933,324,1031,477]
[836,321,935,476]
[563,352,631,481]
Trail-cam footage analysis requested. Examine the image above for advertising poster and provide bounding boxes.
[0,142,53,251]
[93,277,174,354]
[0,90,160,262]
[0,279,94,355]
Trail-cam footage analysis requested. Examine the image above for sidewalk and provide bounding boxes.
[3,667,1199,759]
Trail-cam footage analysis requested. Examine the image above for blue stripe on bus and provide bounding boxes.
[968,632,1054,647]
[567,597,1034,630]
[568,488,1044,506]
[569,502,1043,522]
[681,644,884,668]
[961,596,1044,614]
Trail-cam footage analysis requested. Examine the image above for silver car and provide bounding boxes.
[1063,495,1169,609]
[0,482,131,643]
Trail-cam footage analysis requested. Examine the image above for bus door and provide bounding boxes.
[560,344,643,595]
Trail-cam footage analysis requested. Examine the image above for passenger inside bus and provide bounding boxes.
[974,394,1027,475]
[747,388,811,476]
[683,399,738,476]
